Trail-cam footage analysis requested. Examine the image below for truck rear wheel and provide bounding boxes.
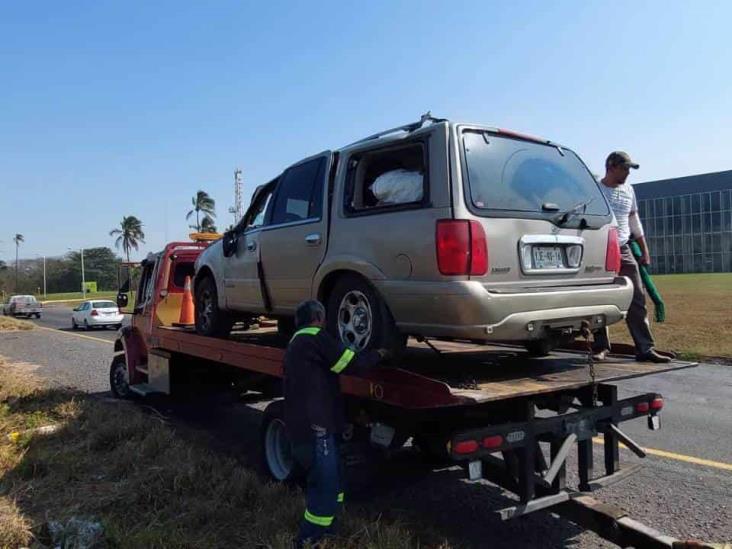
[109,354,132,399]
[260,400,303,483]
[326,274,406,355]
[195,276,233,338]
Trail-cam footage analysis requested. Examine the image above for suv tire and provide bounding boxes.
[195,275,233,338]
[326,274,406,355]
[525,337,555,357]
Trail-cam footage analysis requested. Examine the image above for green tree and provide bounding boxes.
[109,216,145,264]
[13,233,24,292]
[65,248,120,292]
[186,190,216,232]
[199,215,218,233]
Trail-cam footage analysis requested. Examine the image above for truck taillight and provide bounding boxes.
[436,220,489,276]
[91,309,99,317]
[605,227,621,273]
[453,439,479,455]
[482,435,504,449]
[650,397,664,410]
[635,401,650,413]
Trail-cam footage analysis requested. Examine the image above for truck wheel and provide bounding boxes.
[525,338,555,357]
[326,274,406,355]
[109,354,132,399]
[260,400,303,482]
[195,276,233,338]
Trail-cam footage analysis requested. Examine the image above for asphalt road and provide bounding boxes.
[0,321,729,547]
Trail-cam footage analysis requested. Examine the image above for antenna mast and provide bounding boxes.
[229,168,243,225]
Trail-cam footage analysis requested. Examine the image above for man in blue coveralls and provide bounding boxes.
[283,300,391,547]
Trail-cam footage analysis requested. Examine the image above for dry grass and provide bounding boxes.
[609,273,732,360]
[0,358,448,548]
[0,316,35,332]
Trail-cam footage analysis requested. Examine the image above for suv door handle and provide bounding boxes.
[305,233,322,246]
[246,241,257,252]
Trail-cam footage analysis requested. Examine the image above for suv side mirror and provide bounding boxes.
[117,292,129,309]
[222,230,238,258]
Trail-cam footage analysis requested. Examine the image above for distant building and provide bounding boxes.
[634,170,732,273]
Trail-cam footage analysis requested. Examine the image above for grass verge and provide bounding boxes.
[0,358,447,548]
[609,272,732,361]
[0,317,35,332]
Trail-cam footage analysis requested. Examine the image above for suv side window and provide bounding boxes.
[344,142,428,215]
[243,184,276,232]
[270,157,326,226]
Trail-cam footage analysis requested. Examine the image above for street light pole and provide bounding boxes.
[81,248,86,298]
[43,255,46,297]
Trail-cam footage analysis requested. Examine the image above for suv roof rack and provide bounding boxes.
[345,112,447,148]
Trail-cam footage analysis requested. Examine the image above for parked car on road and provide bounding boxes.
[71,300,124,330]
[194,114,633,355]
[3,295,42,318]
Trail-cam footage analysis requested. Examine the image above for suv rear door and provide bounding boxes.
[455,126,616,289]
[258,153,331,314]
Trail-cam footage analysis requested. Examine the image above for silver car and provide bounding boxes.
[194,115,632,355]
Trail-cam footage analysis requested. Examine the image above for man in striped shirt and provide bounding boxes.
[593,151,670,363]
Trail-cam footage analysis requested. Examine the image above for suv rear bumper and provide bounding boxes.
[377,277,633,341]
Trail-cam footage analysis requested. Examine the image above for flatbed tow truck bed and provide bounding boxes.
[132,325,699,548]
[153,325,694,408]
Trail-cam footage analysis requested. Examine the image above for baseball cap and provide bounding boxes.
[606,151,639,169]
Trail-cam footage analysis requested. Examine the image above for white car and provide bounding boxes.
[71,300,124,330]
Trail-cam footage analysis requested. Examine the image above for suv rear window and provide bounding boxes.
[462,131,608,217]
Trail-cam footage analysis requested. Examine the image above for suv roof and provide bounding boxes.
[336,113,564,154]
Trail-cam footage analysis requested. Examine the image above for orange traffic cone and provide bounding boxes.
[173,276,195,327]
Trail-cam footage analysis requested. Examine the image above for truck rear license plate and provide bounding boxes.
[532,246,564,269]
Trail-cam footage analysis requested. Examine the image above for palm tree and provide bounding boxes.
[199,215,218,233]
[109,216,146,264]
[13,234,23,292]
[186,190,216,232]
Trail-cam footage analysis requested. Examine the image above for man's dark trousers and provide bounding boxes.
[295,433,344,547]
[594,244,655,355]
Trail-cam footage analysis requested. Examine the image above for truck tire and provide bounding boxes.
[109,354,132,399]
[260,400,304,483]
[195,275,233,338]
[326,274,406,355]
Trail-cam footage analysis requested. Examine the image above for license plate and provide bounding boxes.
[532,246,564,269]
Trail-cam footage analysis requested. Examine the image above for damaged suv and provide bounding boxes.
[194,114,632,355]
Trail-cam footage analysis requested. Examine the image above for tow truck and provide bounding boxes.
[111,236,698,548]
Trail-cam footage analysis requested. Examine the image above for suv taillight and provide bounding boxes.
[436,220,489,276]
[605,227,621,273]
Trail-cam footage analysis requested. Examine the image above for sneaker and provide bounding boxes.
[592,350,609,361]
[636,349,671,363]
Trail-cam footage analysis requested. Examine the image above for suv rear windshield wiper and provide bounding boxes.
[554,198,594,226]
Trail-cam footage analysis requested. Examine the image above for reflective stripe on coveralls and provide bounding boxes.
[330,349,355,373]
[304,509,334,527]
[337,492,344,503]
[290,326,322,341]
[289,327,356,374]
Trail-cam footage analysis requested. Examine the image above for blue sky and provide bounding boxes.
[1,1,731,261]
